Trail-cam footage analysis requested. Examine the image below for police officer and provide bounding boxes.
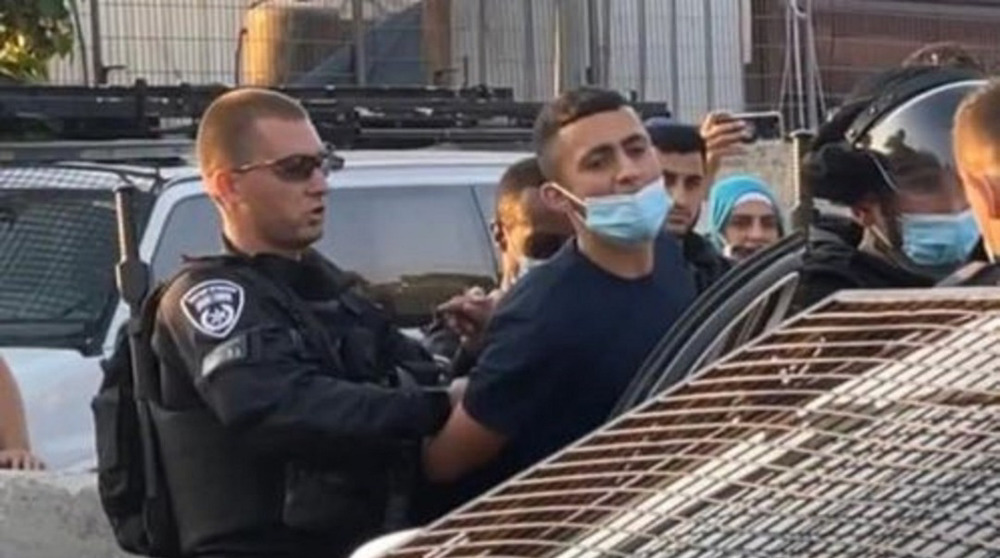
[151,88,453,558]
[791,66,983,312]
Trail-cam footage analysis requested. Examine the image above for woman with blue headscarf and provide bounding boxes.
[707,174,785,262]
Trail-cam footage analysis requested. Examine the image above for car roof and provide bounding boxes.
[339,149,531,168]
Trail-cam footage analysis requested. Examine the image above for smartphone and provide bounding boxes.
[727,111,784,143]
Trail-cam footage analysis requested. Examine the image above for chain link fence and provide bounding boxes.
[41,1,1000,126]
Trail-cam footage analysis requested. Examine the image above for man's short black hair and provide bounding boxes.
[645,119,706,159]
[533,87,631,180]
[495,156,546,222]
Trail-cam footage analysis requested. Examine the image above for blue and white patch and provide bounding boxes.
[180,279,245,339]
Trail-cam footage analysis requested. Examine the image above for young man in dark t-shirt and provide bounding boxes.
[421,87,697,508]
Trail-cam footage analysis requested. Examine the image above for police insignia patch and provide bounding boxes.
[180,279,245,338]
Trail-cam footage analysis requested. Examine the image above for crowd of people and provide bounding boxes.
[3,40,1000,558]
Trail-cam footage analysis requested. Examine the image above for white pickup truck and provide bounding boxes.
[0,148,527,471]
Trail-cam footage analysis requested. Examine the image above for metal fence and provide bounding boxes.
[42,0,1000,125]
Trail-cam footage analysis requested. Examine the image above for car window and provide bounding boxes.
[150,194,220,281]
[316,184,497,327]
[473,182,499,227]
[0,189,119,351]
[0,164,157,353]
[152,183,498,327]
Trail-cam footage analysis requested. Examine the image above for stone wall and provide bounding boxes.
[715,139,796,209]
[0,471,134,558]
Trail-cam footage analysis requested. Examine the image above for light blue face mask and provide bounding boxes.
[553,177,672,245]
[900,210,981,267]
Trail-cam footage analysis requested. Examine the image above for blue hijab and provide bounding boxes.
[707,174,784,250]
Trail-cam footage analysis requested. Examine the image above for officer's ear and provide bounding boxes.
[205,169,241,209]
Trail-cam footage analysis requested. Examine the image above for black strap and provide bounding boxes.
[228,266,349,377]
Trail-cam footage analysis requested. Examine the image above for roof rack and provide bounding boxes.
[0,138,193,165]
[0,80,671,150]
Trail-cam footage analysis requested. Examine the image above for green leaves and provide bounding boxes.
[0,0,74,82]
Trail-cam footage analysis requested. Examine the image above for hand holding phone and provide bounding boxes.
[726,111,784,143]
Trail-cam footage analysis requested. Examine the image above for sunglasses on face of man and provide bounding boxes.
[232,146,345,182]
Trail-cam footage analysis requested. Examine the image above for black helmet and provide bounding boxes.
[847,69,984,200]
[807,67,984,206]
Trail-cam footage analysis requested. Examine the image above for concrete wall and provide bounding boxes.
[0,472,134,558]
[718,139,795,209]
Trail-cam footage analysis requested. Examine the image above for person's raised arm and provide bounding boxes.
[0,357,46,470]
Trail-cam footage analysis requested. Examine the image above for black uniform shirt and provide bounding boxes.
[151,247,450,557]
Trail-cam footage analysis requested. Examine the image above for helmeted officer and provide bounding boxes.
[151,88,453,558]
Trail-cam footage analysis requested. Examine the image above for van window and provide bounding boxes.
[152,183,498,326]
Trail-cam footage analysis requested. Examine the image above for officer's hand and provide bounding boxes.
[0,449,46,471]
[437,288,500,350]
[701,111,749,180]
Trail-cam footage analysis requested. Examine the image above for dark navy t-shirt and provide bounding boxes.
[458,233,696,500]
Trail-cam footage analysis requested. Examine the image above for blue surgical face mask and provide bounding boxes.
[552,177,672,245]
[899,210,981,267]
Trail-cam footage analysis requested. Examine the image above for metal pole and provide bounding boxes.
[669,0,680,115]
[790,0,806,129]
[790,129,816,235]
[90,0,105,84]
[523,0,537,99]
[557,0,577,91]
[804,0,820,130]
[587,0,601,85]
[352,0,367,85]
[477,0,488,85]
[703,0,715,110]
[553,0,563,93]
[637,0,647,99]
[601,0,611,88]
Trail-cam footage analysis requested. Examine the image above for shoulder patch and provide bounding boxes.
[179,279,245,338]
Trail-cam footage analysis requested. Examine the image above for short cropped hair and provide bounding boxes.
[196,88,310,174]
[495,156,546,222]
[532,87,631,180]
[955,79,1000,172]
[645,119,706,159]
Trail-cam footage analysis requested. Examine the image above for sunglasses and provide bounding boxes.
[233,148,345,182]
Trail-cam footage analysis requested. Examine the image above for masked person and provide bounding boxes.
[707,174,784,262]
[791,66,983,312]
[645,118,731,292]
[422,87,696,511]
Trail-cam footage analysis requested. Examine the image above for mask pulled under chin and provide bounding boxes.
[552,176,672,245]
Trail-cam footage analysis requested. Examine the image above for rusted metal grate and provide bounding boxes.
[392,288,1000,557]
